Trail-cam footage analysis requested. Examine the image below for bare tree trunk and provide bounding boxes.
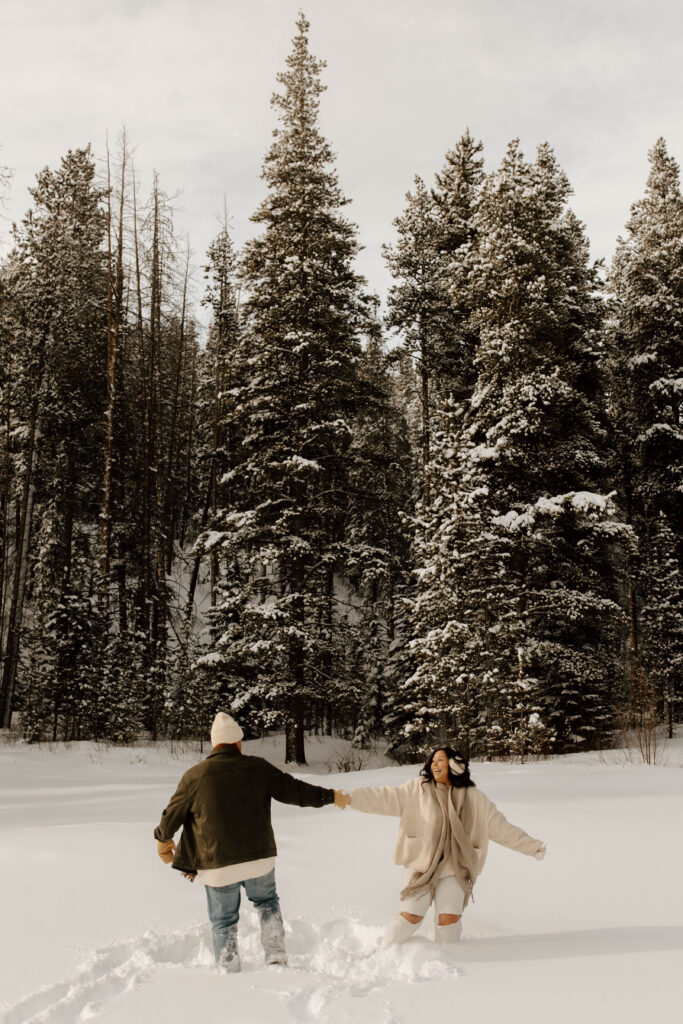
[117,562,128,633]
[149,176,163,649]
[623,466,640,727]
[210,335,220,609]
[0,404,40,727]
[179,338,197,550]
[132,165,150,636]
[185,459,214,624]
[0,379,11,685]
[285,582,307,764]
[100,138,127,607]
[0,487,7,680]
[62,445,76,587]
[419,319,431,504]
[285,692,306,765]
[163,243,190,576]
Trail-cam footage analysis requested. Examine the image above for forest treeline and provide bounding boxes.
[0,15,681,762]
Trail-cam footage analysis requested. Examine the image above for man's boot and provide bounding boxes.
[215,923,241,972]
[257,905,288,966]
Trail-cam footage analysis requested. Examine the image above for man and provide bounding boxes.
[154,712,349,971]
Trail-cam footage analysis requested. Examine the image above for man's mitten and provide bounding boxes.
[157,838,176,864]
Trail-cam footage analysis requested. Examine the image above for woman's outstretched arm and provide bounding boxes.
[484,794,545,856]
[348,779,413,816]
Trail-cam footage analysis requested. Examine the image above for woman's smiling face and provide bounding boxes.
[431,749,450,785]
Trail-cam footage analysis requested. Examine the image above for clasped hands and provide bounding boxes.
[157,791,350,877]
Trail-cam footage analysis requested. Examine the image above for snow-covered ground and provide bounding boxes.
[1,733,682,1024]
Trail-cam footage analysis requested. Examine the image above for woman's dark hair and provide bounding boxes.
[419,746,475,788]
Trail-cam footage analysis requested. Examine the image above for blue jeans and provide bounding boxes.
[205,868,287,970]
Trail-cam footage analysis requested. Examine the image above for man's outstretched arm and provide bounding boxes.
[268,765,343,808]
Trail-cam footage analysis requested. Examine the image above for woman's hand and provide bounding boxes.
[535,843,547,860]
[334,790,350,809]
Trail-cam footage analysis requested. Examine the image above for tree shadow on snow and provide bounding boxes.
[458,927,683,963]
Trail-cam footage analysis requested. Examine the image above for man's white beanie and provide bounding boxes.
[211,712,244,747]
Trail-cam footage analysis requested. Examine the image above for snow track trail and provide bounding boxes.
[1,924,211,1024]
[3,741,682,1022]
[1,916,460,1024]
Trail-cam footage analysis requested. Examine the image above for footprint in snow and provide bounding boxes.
[1,915,458,1024]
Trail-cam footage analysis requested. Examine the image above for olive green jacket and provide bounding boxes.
[154,747,335,875]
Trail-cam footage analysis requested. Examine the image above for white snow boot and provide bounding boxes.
[381,914,422,948]
[435,919,462,944]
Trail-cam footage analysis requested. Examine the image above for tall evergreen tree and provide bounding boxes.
[607,138,683,732]
[344,320,414,746]
[639,513,683,735]
[384,176,441,486]
[198,13,367,762]
[430,129,484,402]
[0,148,108,731]
[180,216,245,740]
[199,213,242,613]
[397,142,628,758]
[384,131,484,498]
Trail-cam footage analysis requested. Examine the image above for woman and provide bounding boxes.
[347,746,546,946]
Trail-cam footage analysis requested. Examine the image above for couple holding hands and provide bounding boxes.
[155,712,546,971]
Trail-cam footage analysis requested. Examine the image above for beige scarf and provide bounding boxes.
[399,783,480,907]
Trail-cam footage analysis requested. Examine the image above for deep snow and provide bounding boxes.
[1,734,682,1023]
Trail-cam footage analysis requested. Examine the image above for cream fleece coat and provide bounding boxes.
[349,777,544,904]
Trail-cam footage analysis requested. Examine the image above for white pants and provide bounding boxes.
[399,869,465,918]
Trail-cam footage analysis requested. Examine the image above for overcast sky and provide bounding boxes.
[1,0,681,330]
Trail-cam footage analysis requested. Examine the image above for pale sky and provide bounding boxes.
[1,0,681,332]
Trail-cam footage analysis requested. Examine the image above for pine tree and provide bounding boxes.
[607,138,683,733]
[400,142,628,758]
[639,514,683,735]
[184,216,246,735]
[384,131,485,495]
[192,213,242,616]
[199,14,367,762]
[384,176,441,485]
[0,147,108,731]
[383,133,485,756]
[430,129,484,401]
[344,319,414,746]
[386,404,484,758]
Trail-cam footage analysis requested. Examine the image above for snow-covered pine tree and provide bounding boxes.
[401,142,629,758]
[183,216,249,736]
[607,138,683,734]
[384,176,441,489]
[387,402,491,759]
[639,513,683,736]
[383,133,485,756]
[0,148,109,733]
[343,317,414,746]
[198,14,367,763]
[384,131,484,488]
[197,213,242,614]
[430,129,484,402]
[21,551,101,742]
[468,143,629,753]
